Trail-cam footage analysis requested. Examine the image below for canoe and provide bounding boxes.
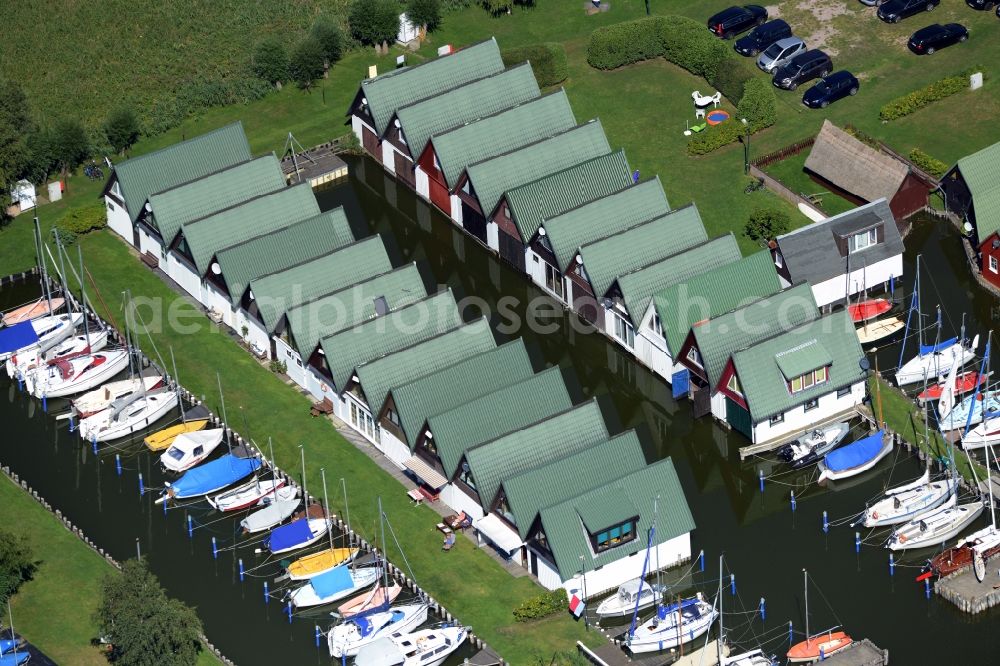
[787,631,852,662]
[240,486,301,533]
[338,581,402,618]
[145,419,209,451]
[848,298,890,323]
[928,525,1000,577]
[287,547,359,580]
[918,371,987,402]
[2,296,64,326]
[856,317,904,346]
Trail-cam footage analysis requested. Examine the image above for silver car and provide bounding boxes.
[756,36,806,72]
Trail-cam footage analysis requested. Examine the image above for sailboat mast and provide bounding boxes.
[123,291,135,379]
[77,245,90,349]
[300,445,308,508]
[53,229,68,308]
[986,331,997,530]
[804,569,810,645]
[170,346,184,422]
[321,469,334,551]
[8,600,19,661]
[34,217,53,309]
[217,373,231,454]
[341,477,352,545]
[717,554,724,665]
[378,496,389,596]
[917,258,923,353]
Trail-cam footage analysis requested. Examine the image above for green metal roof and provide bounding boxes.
[180,184,320,275]
[147,155,286,247]
[465,400,609,510]
[576,488,638,534]
[501,431,646,539]
[504,150,632,243]
[321,290,461,393]
[249,236,393,332]
[466,120,612,219]
[655,250,781,357]
[111,122,252,223]
[353,318,497,417]
[691,283,818,389]
[774,339,833,381]
[616,234,742,325]
[536,457,694,580]
[389,339,534,447]
[956,141,1000,240]
[578,204,707,299]
[214,208,354,305]
[285,263,427,358]
[731,309,865,423]
[430,90,576,189]
[395,63,540,162]
[544,177,670,272]
[429,367,573,478]
[361,39,504,136]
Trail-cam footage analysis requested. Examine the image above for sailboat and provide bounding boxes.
[595,579,666,619]
[77,386,178,442]
[287,473,358,580]
[353,626,467,666]
[338,581,404,618]
[6,324,109,380]
[918,372,988,403]
[208,476,286,512]
[71,375,164,419]
[816,430,892,483]
[961,411,1000,450]
[626,594,718,654]
[240,486,301,533]
[328,603,430,659]
[289,563,382,608]
[266,448,332,554]
[159,453,262,502]
[940,390,1000,432]
[26,347,130,398]
[2,295,65,327]
[0,313,84,364]
[144,417,209,451]
[786,570,853,663]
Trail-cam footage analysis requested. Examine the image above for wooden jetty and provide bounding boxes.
[280,142,348,189]
[738,406,867,460]
[819,639,889,665]
[937,554,1000,614]
[579,640,727,666]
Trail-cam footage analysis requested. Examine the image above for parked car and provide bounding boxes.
[965,0,995,10]
[707,5,768,39]
[859,0,886,5]
[878,0,941,23]
[908,23,969,54]
[772,50,833,90]
[734,19,791,56]
[802,71,860,108]
[757,37,807,73]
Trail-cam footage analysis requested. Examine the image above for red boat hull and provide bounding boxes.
[929,543,1000,578]
[787,632,853,662]
[848,299,891,323]
[918,372,986,401]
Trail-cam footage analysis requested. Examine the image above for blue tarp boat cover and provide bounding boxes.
[823,431,885,472]
[656,597,699,620]
[0,640,18,655]
[267,516,313,552]
[984,410,1000,421]
[0,321,38,355]
[920,337,957,356]
[169,454,260,498]
[0,651,29,666]
[310,563,353,599]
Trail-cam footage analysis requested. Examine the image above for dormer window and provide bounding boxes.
[788,366,829,393]
[591,519,636,553]
[849,228,877,253]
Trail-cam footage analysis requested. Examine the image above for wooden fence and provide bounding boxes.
[751,136,816,169]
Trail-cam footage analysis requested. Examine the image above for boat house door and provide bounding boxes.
[725,397,753,440]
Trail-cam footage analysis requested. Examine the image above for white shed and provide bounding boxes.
[396,13,420,45]
[10,180,36,212]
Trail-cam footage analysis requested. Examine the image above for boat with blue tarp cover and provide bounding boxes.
[0,313,82,363]
[0,653,29,666]
[626,594,718,654]
[0,640,20,656]
[289,562,380,608]
[159,453,261,501]
[266,515,330,554]
[941,391,1000,431]
[817,431,891,483]
[328,602,430,658]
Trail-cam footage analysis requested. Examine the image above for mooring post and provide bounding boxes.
[822,510,829,533]
[730,573,736,596]
[115,454,122,476]
[187,514,193,538]
[790,490,796,512]
[889,553,895,577]
[264,581,270,604]
[212,537,218,559]
[759,597,766,621]
[855,531,861,554]
[759,469,764,493]
[138,473,144,496]
[239,558,245,582]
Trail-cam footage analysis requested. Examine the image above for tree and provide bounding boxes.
[251,38,289,86]
[50,119,90,185]
[103,107,140,155]
[407,0,442,31]
[350,0,400,46]
[311,15,344,65]
[0,528,35,605]
[0,79,35,223]
[289,36,327,90]
[744,207,791,245]
[482,0,535,13]
[96,559,203,666]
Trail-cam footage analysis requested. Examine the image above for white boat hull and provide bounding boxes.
[240,488,300,533]
[208,478,285,512]
[961,418,1000,450]
[595,581,664,618]
[627,598,718,654]
[895,342,976,387]
[354,626,466,666]
[0,313,83,363]
[29,349,130,398]
[160,428,225,472]
[862,476,954,528]
[817,439,893,483]
[78,390,177,442]
[888,498,985,551]
[328,603,429,658]
[72,375,163,418]
[269,518,331,555]
[290,566,380,608]
[7,328,109,379]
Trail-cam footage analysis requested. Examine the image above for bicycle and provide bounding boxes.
[744,177,765,194]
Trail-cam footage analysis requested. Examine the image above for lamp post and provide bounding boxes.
[579,555,589,630]
[741,118,751,175]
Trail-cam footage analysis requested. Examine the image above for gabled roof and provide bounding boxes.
[656,250,781,357]
[286,263,426,358]
[430,90,576,189]
[465,400,609,510]
[109,122,252,223]
[504,150,632,242]
[730,309,864,422]
[804,120,909,203]
[544,177,670,271]
[429,367,573,478]
[501,431,646,539]
[146,155,286,246]
[214,208,354,305]
[321,290,461,392]
[395,63,540,161]
[466,120,612,218]
[360,39,504,135]
[691,283,818,389]
[775,199,903,286]
[616,234,742,324]
[249,236,392,332]
[353,318,497,416]
[536,458,693,580]
[179,184,319,275]
[389,339,535,447]
[955,140,1000,240]
[578,204,707,298]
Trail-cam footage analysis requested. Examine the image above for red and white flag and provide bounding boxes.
[568,593,586,618]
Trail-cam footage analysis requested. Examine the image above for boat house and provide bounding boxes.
[940,140,1000,288]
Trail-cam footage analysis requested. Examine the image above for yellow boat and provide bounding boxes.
[287,547,358,581]
[144,420,209,451]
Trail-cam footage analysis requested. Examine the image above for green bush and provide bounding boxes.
[251,37,289,85]
[744,207,791,244]
[709,58,755,106]
[502,43,568,87]
[737,77,777,130]
[407,0,442,31]
[311,15,345,64]
[58,204,107,237]
[686,121,744,155]
[586,16,667,70]
[289,36,327,88]
[513,588,567,622]
[659,15,733,81]
[350,0,400,46]
[909,148,949,179]
[880,67,982,121]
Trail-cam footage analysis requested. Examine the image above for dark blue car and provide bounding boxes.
[802,71,860,109]
[908,23,968,55]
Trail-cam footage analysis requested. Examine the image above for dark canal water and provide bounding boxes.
[3,158,1000,663]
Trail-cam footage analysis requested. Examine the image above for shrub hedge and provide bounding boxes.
[503,43,568,87]
[512,588,567,622]
[879,67,982,121]
[659,15,733,81]
[58,204,108,235]
[686,121,744,156]
[709,59,755,106]
[909,148,949,179]
[587,16,667,70]
[738,78,777,130]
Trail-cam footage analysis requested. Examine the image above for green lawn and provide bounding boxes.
[763,151,857,217]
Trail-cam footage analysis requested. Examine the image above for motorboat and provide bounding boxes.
[26,348,130,398]
[848,298,891,323]
[2,295,65,326]
[71,375,163,419]
[787,631,853,663]
[961,410,1000,449]
[777,422,849,469]
[895,335,978,387]
[940,391,1000,431]
[6,326,108,379]
[158,453,262,502]
[207,477,286,512]
[626,594,718,654]
[856,316,904,346]
[77,388,177,442]
[267,517,331,555]
[289,564,381,608]
[160,428,225,473]
[817,431,891,483]
[354,626,467,666]
[240,486,300,533]
[928,524,1000,578]
[328,603,430,659]
[0,313,84,363]
[918,371,988,403]
[887,495,985,551]
[595,579,666,618]
[860,468,955,528]
[144,417,209,451]
[722,649,774,665]
[287,547,359,580]
[339,582,403,618]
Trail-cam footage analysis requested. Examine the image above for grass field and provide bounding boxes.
[763,151,857,217]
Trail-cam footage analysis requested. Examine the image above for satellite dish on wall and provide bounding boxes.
[964,222,973,234]
[859,357,871,372]
[394,118,401,129]
[144,202,152,213]
[317,348,325,356]
[538,227,547,237]
[210,262,221,275]
[361,97,368,106]
[461,462,471,474]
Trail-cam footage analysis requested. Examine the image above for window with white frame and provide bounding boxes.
[991,256,998,274]
[727,373,742,395]
[686,346,702,366]
[544,262,564,299]
[849,228,878,253]
[788,366,829,394]
[649,312,664,339]
[613,313,635,348]
[769,412,784,425]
